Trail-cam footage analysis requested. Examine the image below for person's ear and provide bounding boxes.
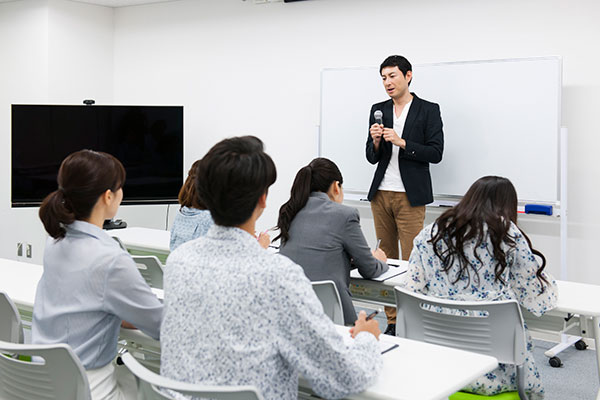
[405,70,412,84]
[257,191,268,209]
[101,189,112,206]
[334,181,342,196]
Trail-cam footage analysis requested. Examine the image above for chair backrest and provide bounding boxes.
[0,341,91,400]
[0,291,24,344]
[311,280,344,325]
[120,352,265,400]
[132,256,164,289]
[394,286,527,365]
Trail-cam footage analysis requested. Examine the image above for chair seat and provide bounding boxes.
[449,390,521,399]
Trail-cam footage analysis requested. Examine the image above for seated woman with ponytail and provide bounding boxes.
[33,150,163,400]
[402,176,558,399]
[278,157,388,325]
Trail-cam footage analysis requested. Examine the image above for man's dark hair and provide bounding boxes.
[196,136,277,227]
[380,55,412,85]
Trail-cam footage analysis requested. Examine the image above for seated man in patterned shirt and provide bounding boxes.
[160,135,383,400]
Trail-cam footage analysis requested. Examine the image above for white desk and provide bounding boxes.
[305,325,497,400]
[120,322,498,400]
[109,226,600,398]
[0,259,42,328]
[110,227,171,263]
[0,257,497,400]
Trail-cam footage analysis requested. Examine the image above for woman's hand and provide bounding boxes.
[121,321,136,329]
[372,248,387,262]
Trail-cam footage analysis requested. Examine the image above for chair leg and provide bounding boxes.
[516,365,529,400]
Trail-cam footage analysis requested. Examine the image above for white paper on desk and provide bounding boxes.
[350,261,408,281]
[340,331,398,354]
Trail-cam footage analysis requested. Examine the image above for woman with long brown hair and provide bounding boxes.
[403,176,558,399]
[33,149,162,400]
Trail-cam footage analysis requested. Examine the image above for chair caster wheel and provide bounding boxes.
[549,356,562,368]
[575,339,588,350]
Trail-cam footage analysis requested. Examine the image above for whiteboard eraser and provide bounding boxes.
[524,204,552,215]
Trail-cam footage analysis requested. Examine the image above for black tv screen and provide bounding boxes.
[12,104,183,207]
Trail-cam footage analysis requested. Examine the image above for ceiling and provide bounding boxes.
[0,0,183,7]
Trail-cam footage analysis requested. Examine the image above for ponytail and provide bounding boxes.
[276,166,313,244]
[38,149,126,240]
[276,157,343,244]
[39,189,76,239]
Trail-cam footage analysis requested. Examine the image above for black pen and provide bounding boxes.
[381,344,399,355]
[366,310,379,321]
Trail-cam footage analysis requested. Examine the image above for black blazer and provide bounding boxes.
[365,93,444,206]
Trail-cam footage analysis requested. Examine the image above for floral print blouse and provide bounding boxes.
[402,221,558,398]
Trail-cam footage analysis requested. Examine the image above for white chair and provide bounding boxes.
[119,352,265,400]
[0,291,24,344]
[0,340,91,400]
[394,286,528,400]
[311,280,344,325]
[132,255,164,289]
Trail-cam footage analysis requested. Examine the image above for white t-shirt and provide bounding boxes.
[378,100,412,192]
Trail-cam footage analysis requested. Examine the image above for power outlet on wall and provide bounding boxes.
[26,244,32,258]
[17,242,23,258]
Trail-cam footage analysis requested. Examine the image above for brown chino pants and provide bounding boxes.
[370,190,425,324]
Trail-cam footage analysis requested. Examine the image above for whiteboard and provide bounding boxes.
[320,57,562,203]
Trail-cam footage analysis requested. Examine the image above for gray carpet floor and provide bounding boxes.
[534,339,598,399]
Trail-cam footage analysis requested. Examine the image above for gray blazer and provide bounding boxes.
[279,192,388,325]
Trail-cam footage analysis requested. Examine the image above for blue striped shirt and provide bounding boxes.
[32,220,163,369]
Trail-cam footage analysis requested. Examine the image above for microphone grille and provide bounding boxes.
[374,110,383,119]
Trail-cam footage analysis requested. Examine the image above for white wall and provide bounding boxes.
[0,0,114,264]
[112,0,600,283]
[2,0,599,284]
[0,0,49,264]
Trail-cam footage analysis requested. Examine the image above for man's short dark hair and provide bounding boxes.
[380,55,412,85]
[196,136,277,227]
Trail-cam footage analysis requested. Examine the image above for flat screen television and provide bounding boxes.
[12,104,184,207]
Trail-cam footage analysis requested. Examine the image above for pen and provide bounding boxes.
[375,239,381,250]
[381,344,399,355]
[366,310,379,321]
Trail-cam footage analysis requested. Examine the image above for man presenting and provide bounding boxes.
[366,55,444,335]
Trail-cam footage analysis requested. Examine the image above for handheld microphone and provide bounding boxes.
[374,110,383,126]
[374,110,384,142]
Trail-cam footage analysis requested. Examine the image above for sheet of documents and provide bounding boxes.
[339,328,399,354]
[350,259,408,281]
